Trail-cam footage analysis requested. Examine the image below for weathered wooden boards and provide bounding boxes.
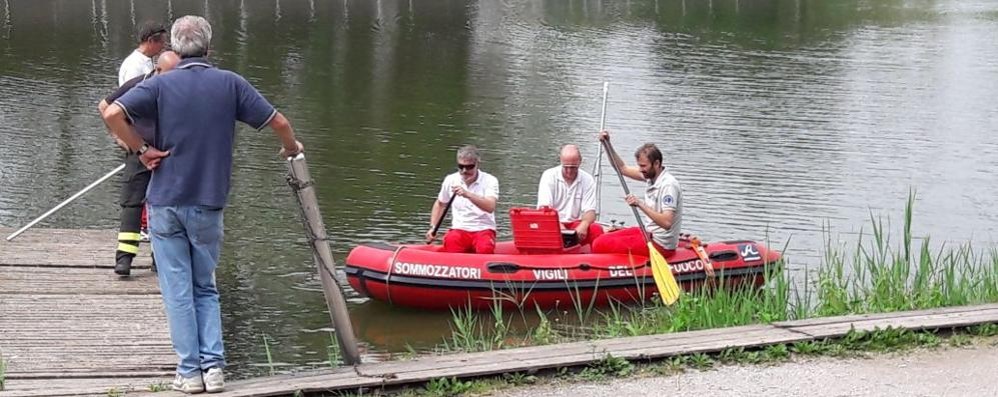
[139,304,998,397]
[0,228,173,397]
[0,228,153,269]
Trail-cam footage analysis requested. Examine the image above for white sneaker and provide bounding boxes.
[139,229,150,242]
[204,367,225,393]
[172,372,205,394]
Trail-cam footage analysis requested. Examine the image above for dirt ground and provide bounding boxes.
[492,341,998,397]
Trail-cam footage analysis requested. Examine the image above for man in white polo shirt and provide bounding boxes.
[591,131,682,257]
[118,21,168,86]
[536,144,604,246]
[425,145,500,254]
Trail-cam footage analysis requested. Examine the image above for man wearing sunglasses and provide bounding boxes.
[426,145,499,254]
[119,21,168,86]
[536,144,603,246]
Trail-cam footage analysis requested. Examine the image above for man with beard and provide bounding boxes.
[591,131,682,257]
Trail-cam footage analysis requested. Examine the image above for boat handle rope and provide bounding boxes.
[385,245,407,305]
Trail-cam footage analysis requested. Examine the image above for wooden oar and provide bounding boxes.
[600,139,681,305]
[690,236,716,278]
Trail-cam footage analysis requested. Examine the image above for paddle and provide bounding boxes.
[593,82,609,219]
[690,236,716,278]
[600,139,681,305]
[426,194,457,244]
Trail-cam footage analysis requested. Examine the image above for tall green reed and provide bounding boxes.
[441,192,997,352]
[262,335,276,376]
[816,192,998,315]
[1,350,6,391]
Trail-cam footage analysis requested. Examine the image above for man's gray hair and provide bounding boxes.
[456,145,481,163]
[170,15,212,58]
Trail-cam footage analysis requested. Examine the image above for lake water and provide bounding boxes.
[1,0,996,377]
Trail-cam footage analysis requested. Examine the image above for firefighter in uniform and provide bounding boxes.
[100,48,179,275]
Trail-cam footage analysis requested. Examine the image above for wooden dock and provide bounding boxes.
[3,228,998,397]
[0,228,174,396]
[123,303,997,397]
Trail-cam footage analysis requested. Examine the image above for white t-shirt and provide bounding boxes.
[437,170,499,232]
[118,50,154,86]
[536,166,597,223]
[644,171,682,249]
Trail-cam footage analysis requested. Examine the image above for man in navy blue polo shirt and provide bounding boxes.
[101,15,303,394]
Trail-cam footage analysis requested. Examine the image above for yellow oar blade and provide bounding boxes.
[648,242,681,305]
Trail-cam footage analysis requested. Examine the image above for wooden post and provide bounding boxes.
[286,153,362,365]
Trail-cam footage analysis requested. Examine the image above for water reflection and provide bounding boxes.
[1,0,996,379]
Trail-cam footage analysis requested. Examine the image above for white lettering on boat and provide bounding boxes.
[532,269,568,280]
[392,262,482,279]
[608,265,634,278]
[739,244,762,261]
[671,260,705,274]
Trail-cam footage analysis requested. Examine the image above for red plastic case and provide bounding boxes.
[509,207,565,253]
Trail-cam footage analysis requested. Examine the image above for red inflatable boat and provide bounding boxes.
[344,208,782,310]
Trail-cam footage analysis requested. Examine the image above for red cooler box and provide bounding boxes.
[509,207,571,253]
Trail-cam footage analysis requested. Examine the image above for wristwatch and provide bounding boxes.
[137,143,150,155]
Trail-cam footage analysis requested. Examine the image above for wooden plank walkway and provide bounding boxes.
[0,228,174,397]
[126,306,998,397]
[3,228,998,396]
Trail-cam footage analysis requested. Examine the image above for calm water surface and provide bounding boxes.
[1,0,996,377]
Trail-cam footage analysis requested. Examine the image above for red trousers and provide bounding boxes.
[443,229,496,254]
[563,220,604,247]
[591,227,674,257]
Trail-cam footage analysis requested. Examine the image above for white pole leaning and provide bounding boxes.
[6,162,127,242]
[593,82,609,220]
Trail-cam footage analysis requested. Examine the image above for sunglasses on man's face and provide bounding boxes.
[457,163,477,171]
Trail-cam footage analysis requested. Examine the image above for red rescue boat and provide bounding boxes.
[344,208,781,310]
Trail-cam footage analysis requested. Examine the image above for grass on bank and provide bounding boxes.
[435,192,998,354]
[815,194,998,316]
[1,349,6,391]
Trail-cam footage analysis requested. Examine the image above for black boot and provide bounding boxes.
[151,253,157,274]
[115,252,134,276]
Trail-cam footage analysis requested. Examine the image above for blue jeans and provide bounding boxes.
[149,205,226,377]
